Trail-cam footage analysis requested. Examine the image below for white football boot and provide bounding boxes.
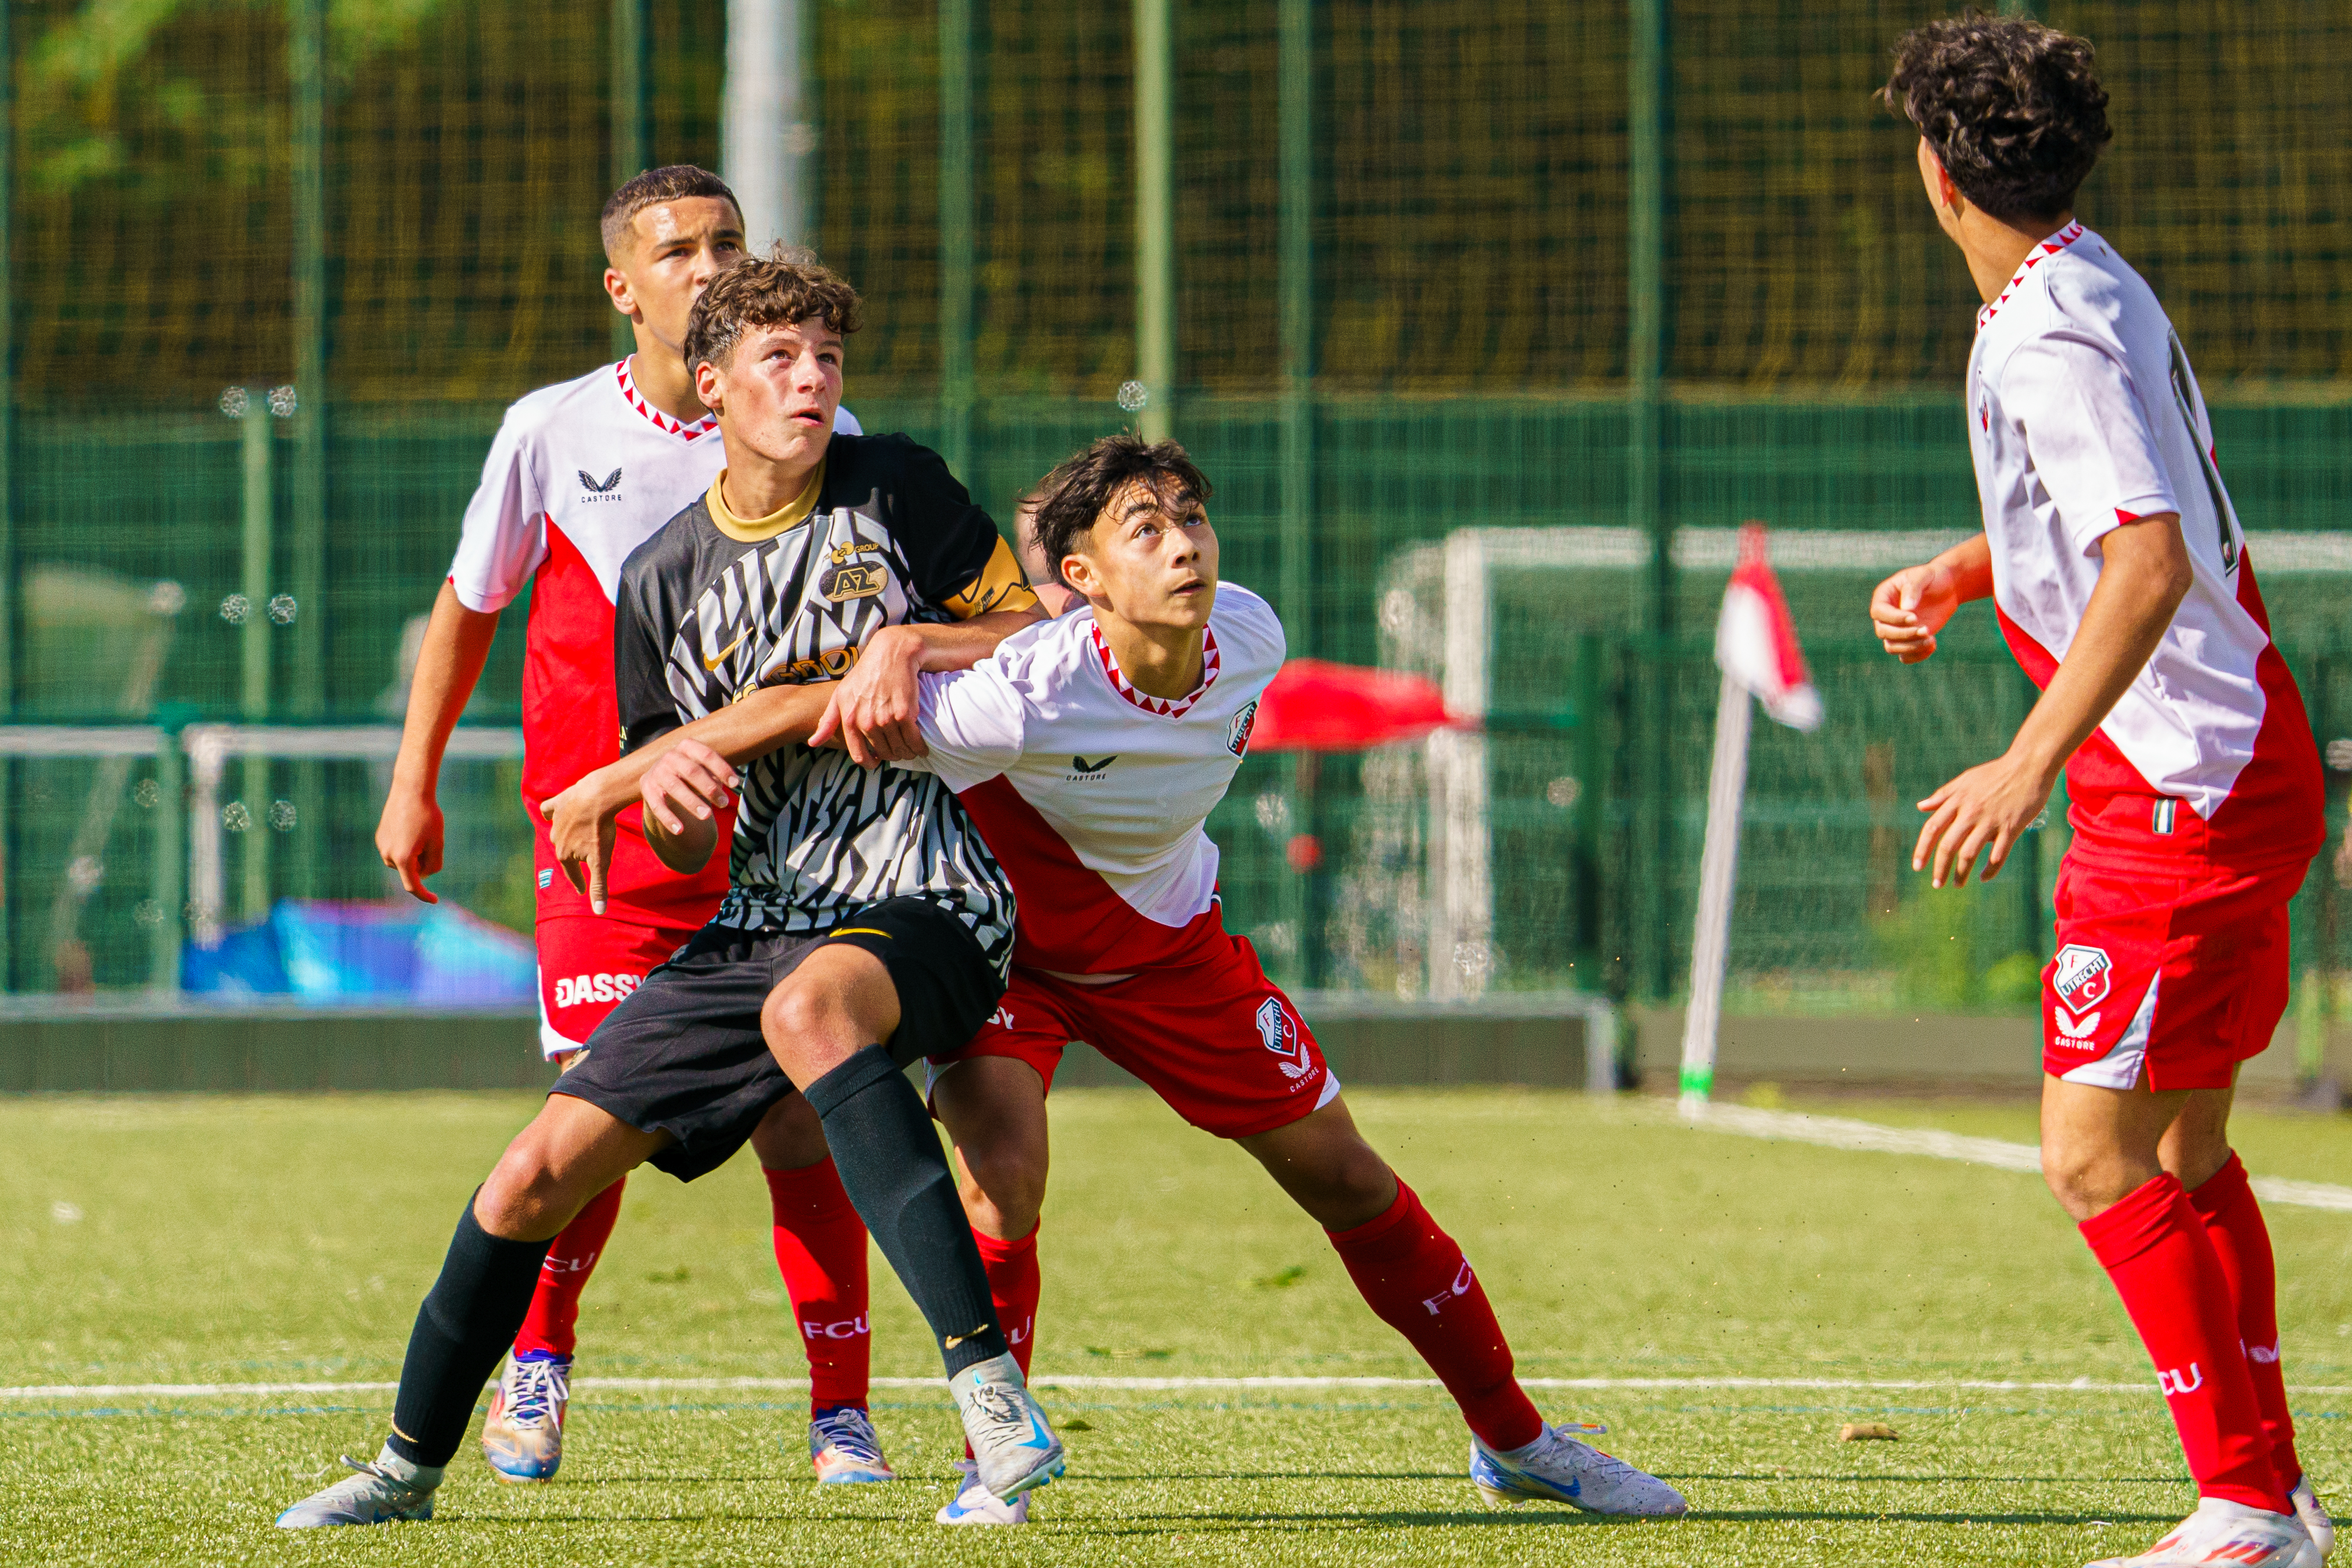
[2290,1478,2335,1559]
[2088,1498,2322,1568]
[274,1445,439,1528]
[1470,1421,1687,1516]
[949,1351,1065,1502]
[936,1457,1031,1525]
[481,1352,569,1482]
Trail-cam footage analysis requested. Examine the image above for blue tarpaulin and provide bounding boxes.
[182,900,535,1005]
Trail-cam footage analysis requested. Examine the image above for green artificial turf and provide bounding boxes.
[5,1087,2351,1565]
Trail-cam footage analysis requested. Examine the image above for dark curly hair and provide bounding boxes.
[683,246,863,373]
[1881,14,2112,224]
[1030,434,1212,588]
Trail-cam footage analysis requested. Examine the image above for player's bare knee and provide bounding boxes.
[2041,1143,2140,1223]
[477,1138,574,1240]
[750,1095,831,1169]
[956,1134,1047,1237]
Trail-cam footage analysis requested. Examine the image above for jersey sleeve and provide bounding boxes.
[2002,334,2181,556]
[446,406,550,613]
[902,665,1026,791]
[889,443,1042,620]
[612,560,679,758]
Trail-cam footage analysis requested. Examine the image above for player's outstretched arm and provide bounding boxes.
[378,581,501,903]
[543,682,840,905]
[1869,533,1991,664]
[1912,515,2191,888]
[814,612,1043,768]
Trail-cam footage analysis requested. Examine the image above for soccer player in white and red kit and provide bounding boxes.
[374,165,888,1487]
[1873,21,2328,1568]
[611,435,1691,1526]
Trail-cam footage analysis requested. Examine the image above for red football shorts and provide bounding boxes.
[536,914,693,1060]
[2042,853,2303,1091]
[928,932,1339,1139]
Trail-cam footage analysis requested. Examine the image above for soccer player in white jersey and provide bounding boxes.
[372,165,891,1488]
[1872,20,2329,1568]
[590,435,1691,1527]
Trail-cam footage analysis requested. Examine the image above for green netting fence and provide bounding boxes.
[0,0,2346,1014]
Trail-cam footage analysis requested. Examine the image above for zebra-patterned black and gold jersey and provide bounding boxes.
[612,432,1038,967]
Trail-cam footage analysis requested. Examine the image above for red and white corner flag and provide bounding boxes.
[1682,524,1824,1115]
[1715,524,1822,733]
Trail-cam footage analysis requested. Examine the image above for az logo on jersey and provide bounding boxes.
[579,467,622,499]
[1227,700,1259,758]
[821,562,888,602]
[1256,995,1312,1080]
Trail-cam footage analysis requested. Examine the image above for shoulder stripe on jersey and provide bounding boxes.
[1977,221,2085,331]
[1091,620,1221,718]
[615,359,719,442]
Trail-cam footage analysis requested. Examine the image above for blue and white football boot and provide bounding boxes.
[937,1459,1031,1526]
[274,1445,439,1528]
[807,1405,896,1484]
[949,1351,1065,1502]
[1470,1420,1687,1516]
[481,1351,569,1482]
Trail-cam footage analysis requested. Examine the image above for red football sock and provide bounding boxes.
[976,1223,1042,1379]
[512,1176,625,1360]
[2080,1172,2288,1514]
[1325,1181,1544,1452]
[765,1159,872,1416]
[2188,1154,2301,1489]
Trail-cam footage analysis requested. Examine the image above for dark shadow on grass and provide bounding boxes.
[1688,1509,2177,1526]
[1663,1473,2190,1485]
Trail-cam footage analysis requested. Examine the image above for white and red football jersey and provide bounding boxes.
[1967,223,2322,869]
[447,356,860,923]
[902,584,1284,974]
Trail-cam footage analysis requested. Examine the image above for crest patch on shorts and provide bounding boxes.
[1255,995,1312,1080]
[2052,943,2113,1012]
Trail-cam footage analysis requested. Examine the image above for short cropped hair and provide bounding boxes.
[1881,15,2112,224]
[1030,434,1214,587]
[683,247,864,374]
[600,165,741,260]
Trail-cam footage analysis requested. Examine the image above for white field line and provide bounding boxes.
[1672,1102,2352,1214]
[10,1374,2352,1401]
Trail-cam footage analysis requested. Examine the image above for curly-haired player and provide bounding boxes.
[1872,18,2329,1568]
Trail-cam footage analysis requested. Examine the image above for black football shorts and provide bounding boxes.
[553,895,1003,1180]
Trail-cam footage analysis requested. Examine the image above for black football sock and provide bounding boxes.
[804,1045,1008,1377]
[385,1195,554,1468]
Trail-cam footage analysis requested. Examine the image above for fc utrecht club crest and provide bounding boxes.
[2052,944,2113,1012]
[1255,995,1312,1080]
[1227,700,1259,758]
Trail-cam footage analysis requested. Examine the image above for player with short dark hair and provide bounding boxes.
[374,163,893,1489]
[589,433,1690,1527]
[1872,19,2329,1568]
[281,252,1063,1529]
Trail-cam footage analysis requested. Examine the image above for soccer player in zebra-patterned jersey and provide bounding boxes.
[278,253,1066,1529]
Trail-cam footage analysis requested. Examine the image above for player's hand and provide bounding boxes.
[542,774,620,915]
[811,625,928,768]
[1870,562,1964,664]
[376,786,444,904]
[640,739,737,835]
[1913,751,2055,888]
